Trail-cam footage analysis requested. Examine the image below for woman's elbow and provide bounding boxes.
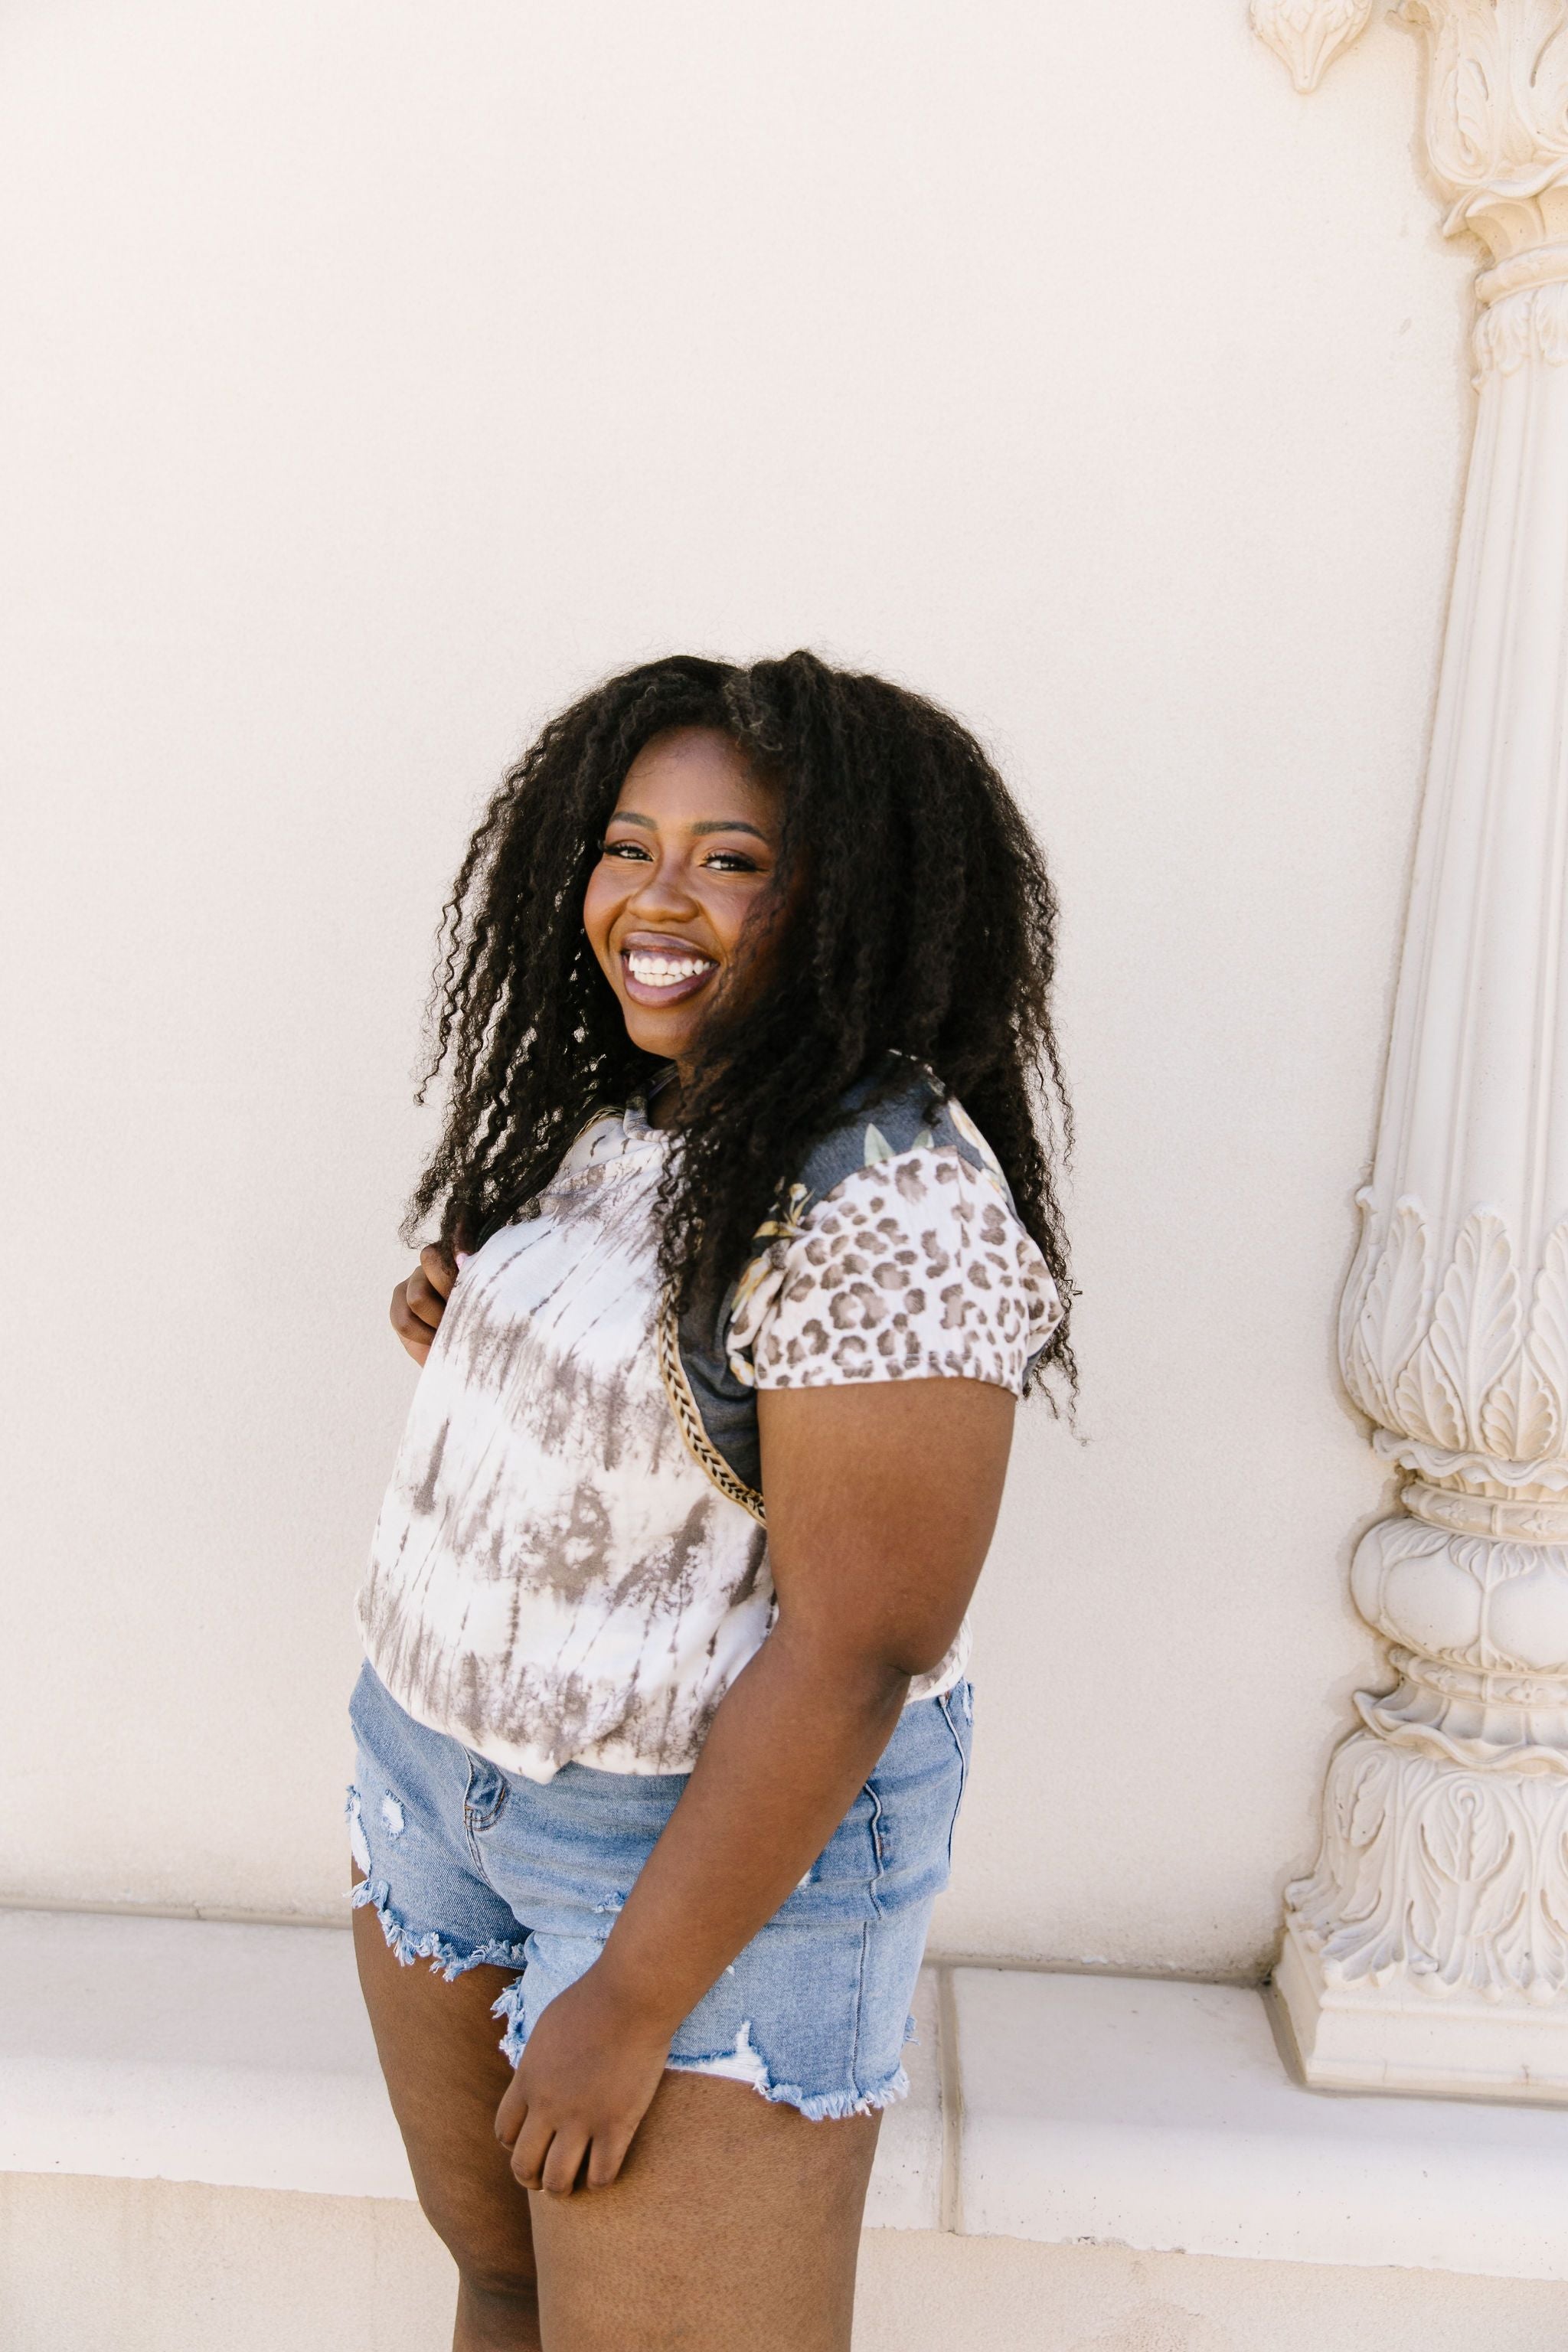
[770,1601,965,1699]
[887,1628,962,1683]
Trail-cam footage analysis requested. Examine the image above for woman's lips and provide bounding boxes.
[620,946,718,1008]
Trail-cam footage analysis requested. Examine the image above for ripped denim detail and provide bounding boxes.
[491,1986,910,2122]
[346,1789,530,1982]
[669,2020,911,2122]
[350,1873,531,1981]
[346,1787,372,1876]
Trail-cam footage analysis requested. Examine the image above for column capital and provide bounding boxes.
[1401,0,1568,259]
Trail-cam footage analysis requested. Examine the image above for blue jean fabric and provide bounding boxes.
[348,1659,972,2121]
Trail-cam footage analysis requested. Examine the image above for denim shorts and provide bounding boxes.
[347,1660,972,2122]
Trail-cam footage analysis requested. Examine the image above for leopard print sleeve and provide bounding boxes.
[729,1145,1063,1393]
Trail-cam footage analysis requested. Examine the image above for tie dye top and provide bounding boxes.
[357,1093,1061,1782]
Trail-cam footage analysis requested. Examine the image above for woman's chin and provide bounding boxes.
[621,1002,701,1062]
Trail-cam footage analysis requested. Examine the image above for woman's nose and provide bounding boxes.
[627,854,696,917]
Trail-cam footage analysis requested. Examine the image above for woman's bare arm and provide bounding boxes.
[495,1374,1014,2195]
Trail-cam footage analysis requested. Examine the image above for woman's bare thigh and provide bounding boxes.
[351,1896,537,2302]
[528,2070,880,2352]
[355,1892,879,2350]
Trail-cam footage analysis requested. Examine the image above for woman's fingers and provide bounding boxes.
[404,1267,448,1330]
[390,1251,456,1364]
[509,2111,599,2196]
[584,2123,635,2192]
[494,2076,526,2150]
[521,2109,636,2195]
[540,2122,591,2198]
[419,1243,456,1299]
[388,1282,433,1363]
[509,2108,560,2192]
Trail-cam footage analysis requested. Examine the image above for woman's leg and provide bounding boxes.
[528,2069,880,2352]
[351,1890,541,2352]
[358,1891,878,2351]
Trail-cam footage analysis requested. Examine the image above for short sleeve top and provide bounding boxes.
[357,1093,1060,1783]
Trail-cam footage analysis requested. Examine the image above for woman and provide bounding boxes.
[351,651,1073,2352]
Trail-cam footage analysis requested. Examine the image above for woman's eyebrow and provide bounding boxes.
[606,810,772,841]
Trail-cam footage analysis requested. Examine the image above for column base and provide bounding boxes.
[1276,1916,1568,2102]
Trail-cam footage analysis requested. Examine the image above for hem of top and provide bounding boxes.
[355,1651,968,1783]
[904,1658,969,1710]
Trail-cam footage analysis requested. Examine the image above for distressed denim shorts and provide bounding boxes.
[347,1659,972,2122]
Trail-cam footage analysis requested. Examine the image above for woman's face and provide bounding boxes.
[583,726,788,1073]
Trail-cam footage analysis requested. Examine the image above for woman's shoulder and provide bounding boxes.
[792,1060,1011,1210]
[665,1060,1062,1514]
[724,1066,1062,1398]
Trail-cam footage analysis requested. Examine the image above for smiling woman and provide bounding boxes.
[583,729,787,1046]
[356,650,1073,2352]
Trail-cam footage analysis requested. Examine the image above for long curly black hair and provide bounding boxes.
[407,650,1075,1400]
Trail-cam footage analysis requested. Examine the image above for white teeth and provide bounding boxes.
[626,951,714,989]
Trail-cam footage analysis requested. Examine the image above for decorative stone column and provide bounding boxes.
[1255,1,1568,2098]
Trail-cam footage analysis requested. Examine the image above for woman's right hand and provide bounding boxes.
[390,1246,456,1365]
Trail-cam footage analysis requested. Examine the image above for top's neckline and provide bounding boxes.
[542,1099,670,1195]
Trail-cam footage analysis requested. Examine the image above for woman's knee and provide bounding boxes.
[419,2187,538,2305]
[456,2268,541,2328]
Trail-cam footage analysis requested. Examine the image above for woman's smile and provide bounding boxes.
[620,930,720,1005]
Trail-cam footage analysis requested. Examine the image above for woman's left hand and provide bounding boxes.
[495,1963,673,2196]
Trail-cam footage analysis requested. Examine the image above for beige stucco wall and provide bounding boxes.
[8,2184,1568,2352]
[1,0,1475,1973]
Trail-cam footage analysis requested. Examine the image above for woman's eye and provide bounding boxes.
[704,851,760,873]
[601,839,651,861]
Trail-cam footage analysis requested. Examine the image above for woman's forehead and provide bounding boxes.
[613,728,781,829]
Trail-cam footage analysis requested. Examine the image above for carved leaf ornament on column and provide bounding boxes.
[1292,1743,1568,1998]
[1341,1207,1568,1465]
[1250,0,1377,90]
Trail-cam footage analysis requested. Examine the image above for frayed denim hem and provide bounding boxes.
[492,1981,909,2121]
[349,1876,531,1984]
[671,2049,912,2122]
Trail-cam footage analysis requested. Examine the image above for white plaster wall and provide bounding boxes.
[0,0,1474,1972]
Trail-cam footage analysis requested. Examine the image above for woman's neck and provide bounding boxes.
[646,1063,686,1131]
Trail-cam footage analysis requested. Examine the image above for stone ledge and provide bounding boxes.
[8,1909,1568,2280]
[950,1965,1568,2282]
[0,1909,939,2228]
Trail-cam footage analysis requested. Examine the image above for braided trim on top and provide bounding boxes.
[656,1292,766,1526]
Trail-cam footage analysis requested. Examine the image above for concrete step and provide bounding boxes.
[6,1907,1568,2347]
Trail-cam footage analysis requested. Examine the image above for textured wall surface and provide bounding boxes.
[1,0,1475,1971]
[6,2184,1568,2352]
